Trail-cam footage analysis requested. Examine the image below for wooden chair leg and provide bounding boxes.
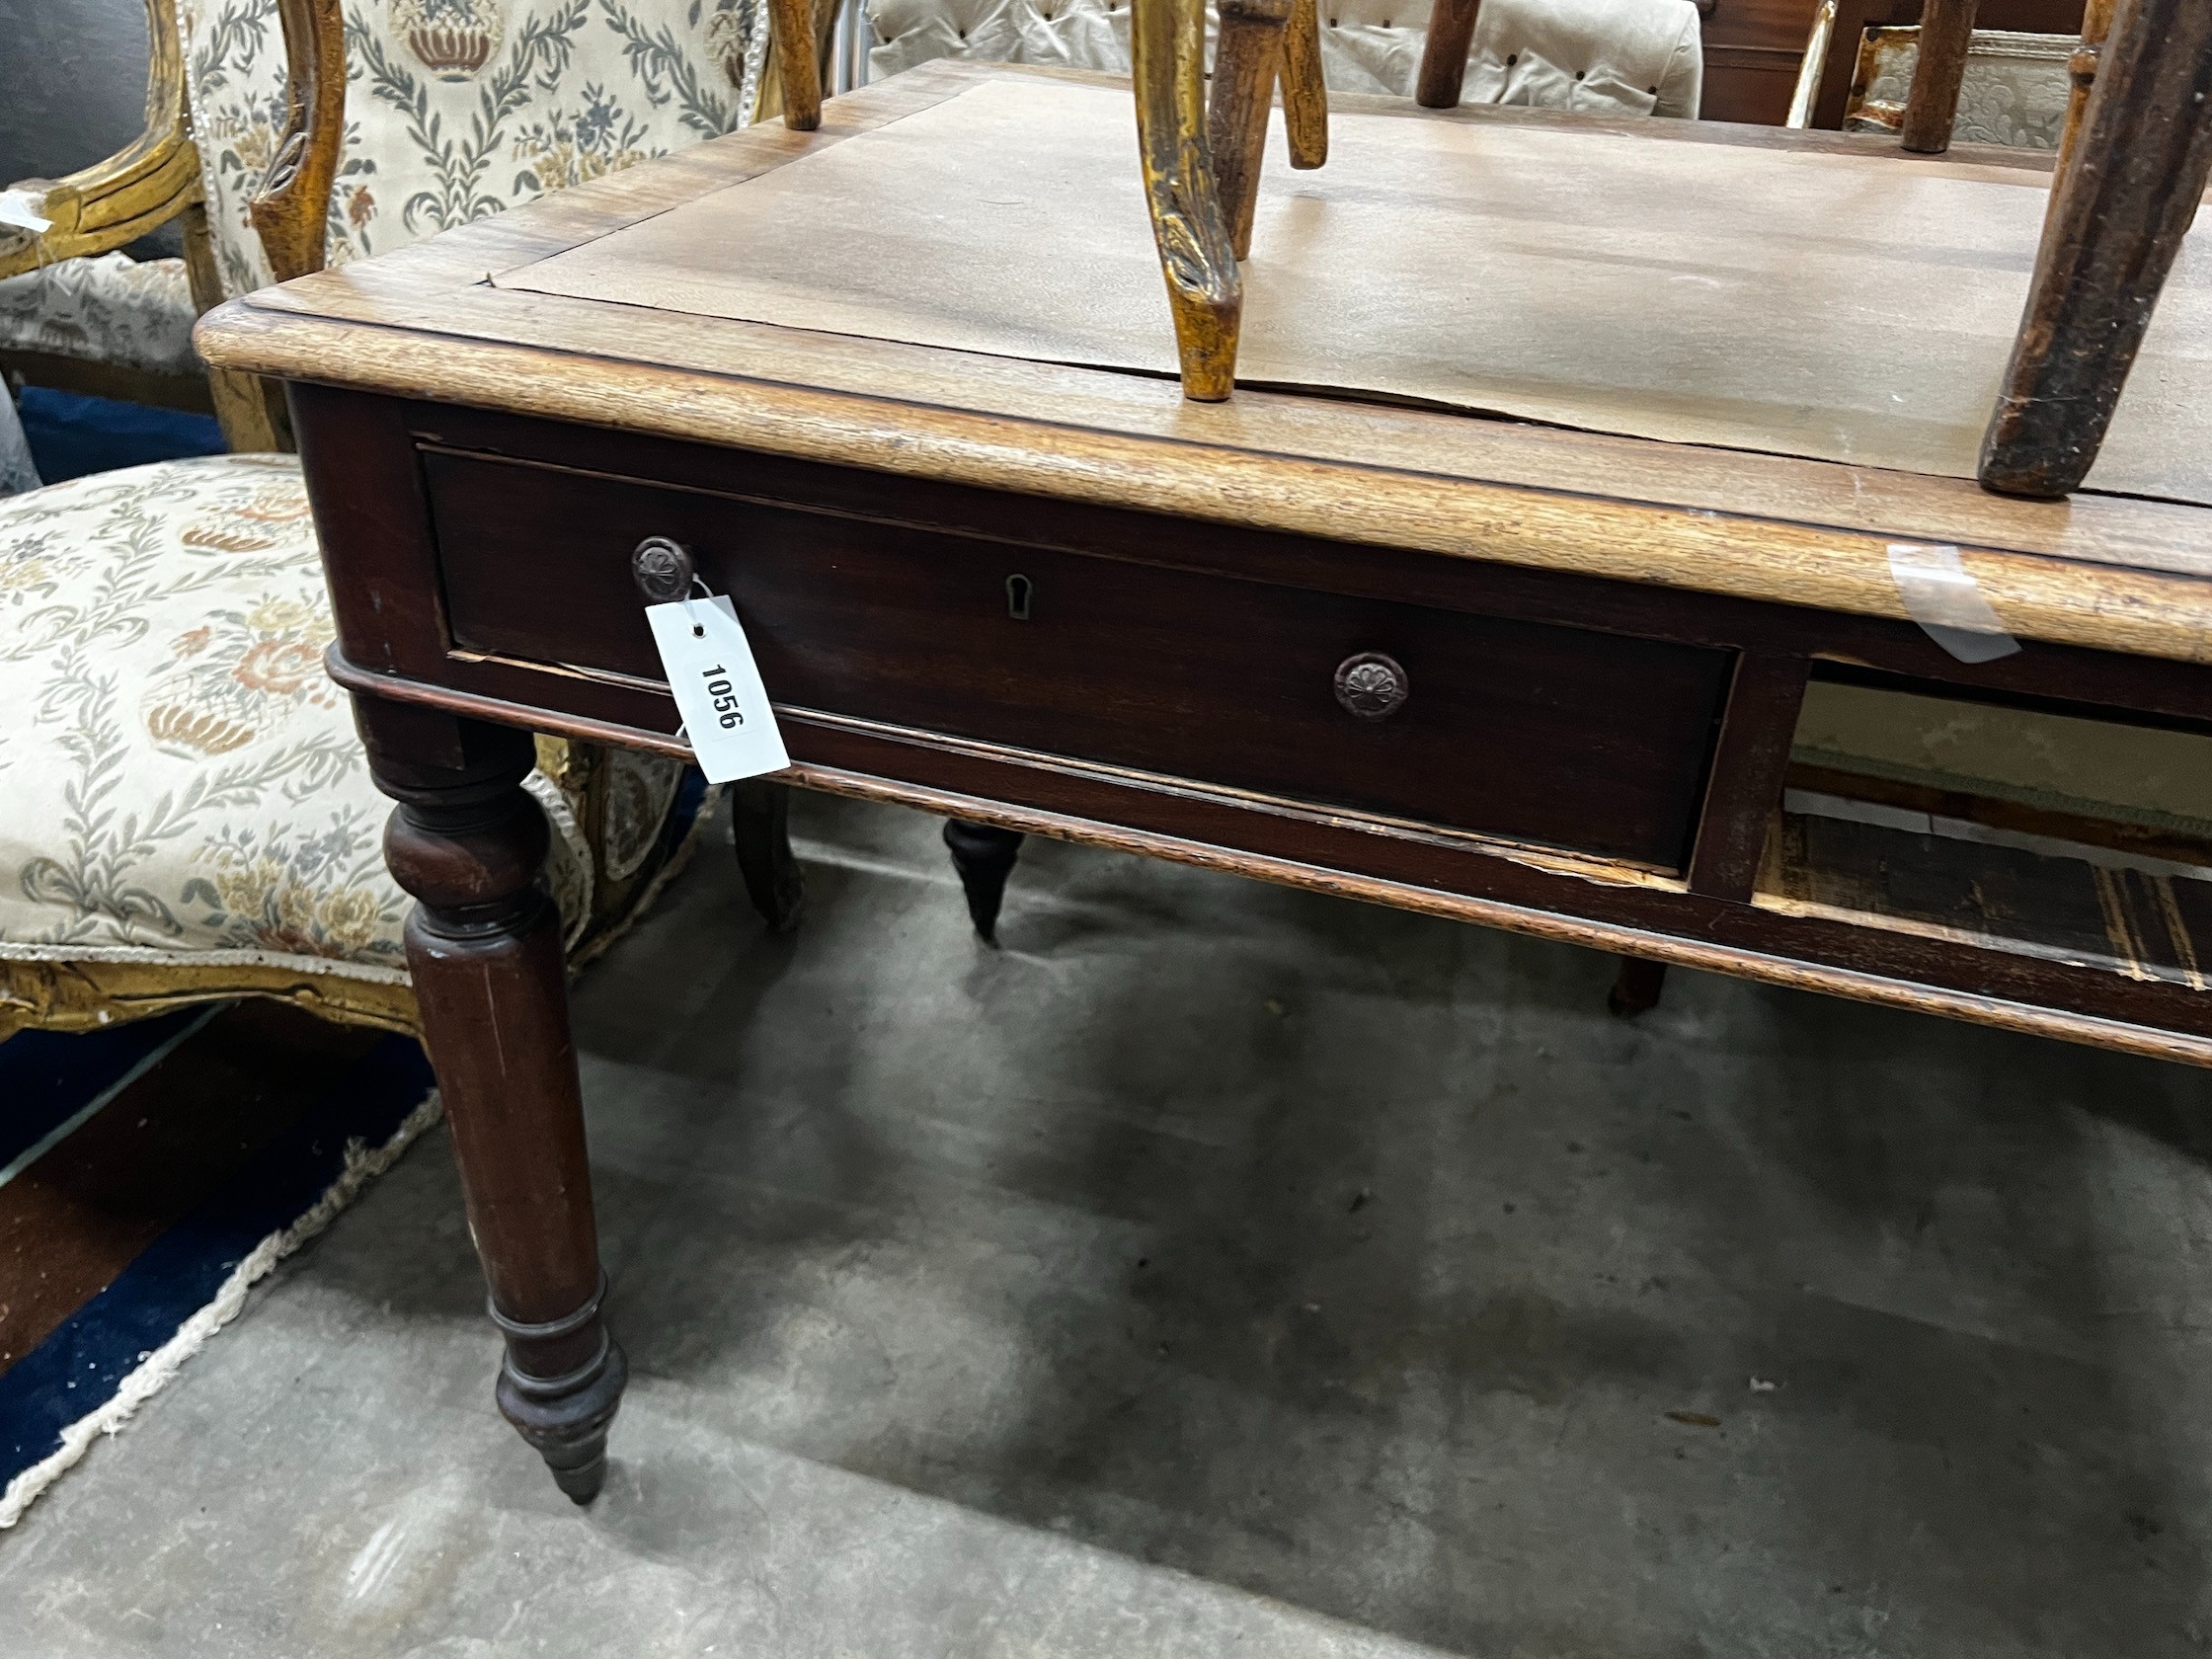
[770,0,822,131]
[1131,0,1242,399]
[1608,956,1668,1019]
[731,778,804,933]
[2051,0,2118,184]
[1981,0,2212,498]
[943,820,1024,945]
[1899,0,1980,155]
[1282,0,1328,171]
[1209,0,1294,261]
[367,709,623,1503]
[1416,0,1482,111]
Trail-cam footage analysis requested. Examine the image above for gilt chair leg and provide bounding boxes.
[1608,956,1668,1018]
[731,778,804,933]
[943,820,1024,945]
[1131,0,1243,399]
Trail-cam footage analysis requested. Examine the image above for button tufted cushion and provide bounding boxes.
[865,0,1700,116]
[0,454,597,983]
[181,0,774,297]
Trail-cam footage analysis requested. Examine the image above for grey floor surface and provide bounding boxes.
[5,791,2212,1657]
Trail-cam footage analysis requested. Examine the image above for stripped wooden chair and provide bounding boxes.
[0,0,781,1040]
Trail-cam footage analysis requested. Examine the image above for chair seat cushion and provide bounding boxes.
[0,454,591,983]
[0,254,201,378]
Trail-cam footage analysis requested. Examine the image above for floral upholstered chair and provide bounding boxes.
[2,0,770,433]
[0,0,777,1039]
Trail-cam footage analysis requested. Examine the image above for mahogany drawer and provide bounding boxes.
[423,450,1735,870]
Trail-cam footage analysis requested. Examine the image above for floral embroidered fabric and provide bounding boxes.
[181,0,772,296]
[0,254,201,377]
[0,454,595,982]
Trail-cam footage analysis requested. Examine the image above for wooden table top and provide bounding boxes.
[198,60,2212,668]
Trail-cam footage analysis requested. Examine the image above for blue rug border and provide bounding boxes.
[0,1034,434,1484]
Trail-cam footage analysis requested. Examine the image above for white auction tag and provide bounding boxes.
[644,593,789,782]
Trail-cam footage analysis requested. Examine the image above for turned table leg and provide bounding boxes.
[943,820,1024,945]
[732,778,805,933]
[1608,956,1668,1018]
[364,705,624,1503]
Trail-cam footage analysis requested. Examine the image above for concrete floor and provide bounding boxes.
[5,791,2212,1656]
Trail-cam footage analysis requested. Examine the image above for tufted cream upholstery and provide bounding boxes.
[865,0,1701,116]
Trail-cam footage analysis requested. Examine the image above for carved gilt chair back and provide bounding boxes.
[0,0,772,1041]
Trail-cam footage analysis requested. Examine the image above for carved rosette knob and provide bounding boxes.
[631,536,695,602]
[1334,652,1408,721]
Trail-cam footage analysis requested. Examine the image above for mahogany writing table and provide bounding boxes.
[199,62,2212,1499]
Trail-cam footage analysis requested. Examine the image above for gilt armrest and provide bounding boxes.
[0,0,198,280]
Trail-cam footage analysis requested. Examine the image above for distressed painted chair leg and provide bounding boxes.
[1981,0,2212,497]
[1132,0,1243,399]
[731,778,804,933]
[366,706,624,1504]
[1210,0,1294,260]
[943,820,1024,945]
[1608,956,1668,1018]
[770,0,822,130]
[1898,0,1979,154]
[1282,0,1328,170]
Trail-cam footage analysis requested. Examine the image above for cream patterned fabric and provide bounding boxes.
[0,395,37,497]
[181,0,773,296]
[0,254,202,377]
[1845,29,2071,150]
[0,454,596,984]
[865,0,1701,116]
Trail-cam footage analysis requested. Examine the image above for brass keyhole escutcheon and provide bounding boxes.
[1334,652,1408,721]
[1006,574,1034,620]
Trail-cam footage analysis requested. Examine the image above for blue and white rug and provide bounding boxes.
[0,1005,437,1528]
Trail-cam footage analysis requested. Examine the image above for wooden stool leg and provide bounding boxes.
[1210,0,1294,261]
[1981,0,2212,498]
[1608,956,1668,1018]
[367,707,624,1504]
[1899,0,1980,154]
[943,820,1024,945]
[1131,0,1242,399]
[1416,0,1482,111]
[1283,0,1328,171]
[732,778,805,933]
[770,0,822,131]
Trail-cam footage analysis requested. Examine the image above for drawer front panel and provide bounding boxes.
[425,451,1732,868]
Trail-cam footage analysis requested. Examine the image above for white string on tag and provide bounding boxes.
[1886,543,2021,665]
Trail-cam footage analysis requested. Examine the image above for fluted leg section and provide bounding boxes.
[943,819,1024,945]
[367,709,624,1504]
